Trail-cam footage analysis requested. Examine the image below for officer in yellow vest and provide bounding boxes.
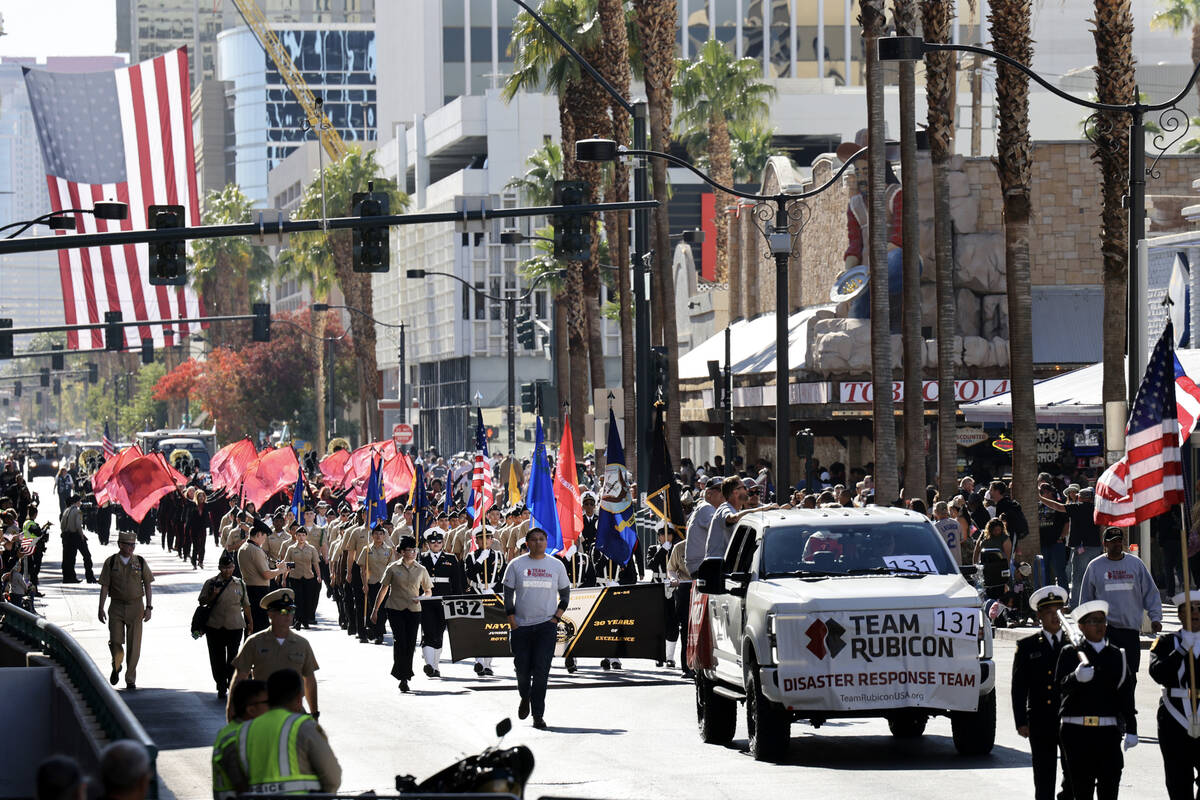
[221,668,341,795]
[211,679,266,800]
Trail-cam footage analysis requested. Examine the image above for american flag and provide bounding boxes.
[102,421,115,460]
[470,407,493,543]
[23,48,203,350]
[1174,354,1200,444]
[19,535,35,557]
[1095,322,1187,527]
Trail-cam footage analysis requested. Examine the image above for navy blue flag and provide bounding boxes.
[526,417,563,552]
[412,459,429,538]
[596,409,637,564]
[365,455,387,529]
[289,468,305,520]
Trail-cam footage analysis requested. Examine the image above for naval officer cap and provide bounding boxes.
[1028,585,1068,612]
[1072,599,1109,623]
[1173,590,1200,607]
[261,587,296,612]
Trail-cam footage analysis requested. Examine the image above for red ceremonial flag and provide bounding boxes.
[210,437,258,492]
[382,452,415,501]
[340,443,381,503]
[23,48,203,350]
[554,417,583,556]
[113,454,179,522]
[94,445,142,505]
[241,447,301,510]
[319,448,351,486]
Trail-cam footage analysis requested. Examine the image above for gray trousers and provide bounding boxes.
[1068,546,1103,607]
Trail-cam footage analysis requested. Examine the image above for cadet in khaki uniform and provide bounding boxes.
[265,511,291,570]
[98,530,153,690]
[283,528,320,629]
[229,588,320,717]
[356,525,396,644]
[370,536,432,692]
[239,527,289,633]
[199,551,253,699]
[341,512,370,638]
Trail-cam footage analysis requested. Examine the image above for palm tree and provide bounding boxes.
[921,0,959,501]
[189,184,273,350]
[1093,1,1135,435]
[280,147,406,445]
[673,39,776,284]
[633,0,682,463]
[1153,0,1200,112]
[678,120,777,183]
[861,0,899,503]
[990,0,1038,546]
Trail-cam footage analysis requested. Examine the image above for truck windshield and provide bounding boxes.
[761,522,958,577]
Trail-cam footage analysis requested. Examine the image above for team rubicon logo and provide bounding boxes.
[805,618,847,660]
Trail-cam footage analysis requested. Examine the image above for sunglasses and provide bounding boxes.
[273,606,296,615]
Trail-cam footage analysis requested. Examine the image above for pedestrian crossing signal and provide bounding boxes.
[147,204,186,286]
[39,368,49,388]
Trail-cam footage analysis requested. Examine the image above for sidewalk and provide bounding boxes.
[992,597,1179,648]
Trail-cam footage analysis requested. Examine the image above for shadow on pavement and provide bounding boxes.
[120,686,229,750]
[718,732,1029,770]
[542,725,628,735]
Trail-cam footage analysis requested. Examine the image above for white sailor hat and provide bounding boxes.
[1072,600,1109,622]
[1028,585,1068,612]
[1172,590,1200,607]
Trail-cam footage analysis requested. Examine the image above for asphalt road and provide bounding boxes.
[22,477,1180,799]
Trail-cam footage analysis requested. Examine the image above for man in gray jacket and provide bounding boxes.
[1080,526,1163,679]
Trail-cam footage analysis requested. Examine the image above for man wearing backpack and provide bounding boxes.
[989,480,1028,543]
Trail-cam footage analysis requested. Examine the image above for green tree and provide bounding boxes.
[680,120,777,185]
[674,39,776,284]
[278,147,406,445]
[1153,0,1200,112]
[190,184,274,350]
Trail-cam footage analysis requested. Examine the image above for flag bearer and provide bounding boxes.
[1150,590,1200,800]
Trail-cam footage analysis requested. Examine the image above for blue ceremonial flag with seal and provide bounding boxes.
[596,409,637,565]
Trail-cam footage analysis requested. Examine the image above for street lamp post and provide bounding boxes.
[577,138,868,494]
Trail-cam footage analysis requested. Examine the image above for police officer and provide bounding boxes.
[97,530,153,690]
[419,529,464,677]
[357,524,396,644]
[1150,589,1200,800]
[228,588,320,717]
[465,527,505,676]
[1056,599,1137,800]
[1012,585,1069,800]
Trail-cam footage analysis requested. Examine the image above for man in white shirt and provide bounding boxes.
[684,478,724,575]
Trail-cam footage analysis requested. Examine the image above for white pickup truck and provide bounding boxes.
[692,506,995,762]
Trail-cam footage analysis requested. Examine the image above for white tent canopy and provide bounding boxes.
[678,305,836,381]
[960,350,1200,424]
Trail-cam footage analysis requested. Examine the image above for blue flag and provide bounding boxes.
[365,455,388,529]
[289,469,305,520]
[412,459,429,538]
[596,409,637,565]
[444,466,453,516]
[526,417,563,553]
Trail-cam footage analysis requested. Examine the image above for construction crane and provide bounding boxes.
[228,0,349,162]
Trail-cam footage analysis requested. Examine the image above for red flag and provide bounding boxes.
[210,438,258,492]
[113,455,179,523]
[382,452,415,501]
[340,443,380,503]
[241,447,301,510]
[94,445,142,505]
[319,448,351,486]
[554,417,583,556]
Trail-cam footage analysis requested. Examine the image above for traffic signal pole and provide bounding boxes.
[507,295,516,456]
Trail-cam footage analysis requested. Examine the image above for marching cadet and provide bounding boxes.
[390,507,414,549]
[1055,599,1137,800]
[419,529,465,677]
[557,539,596,674]
[325,508,351,630]
[444,510,466,559]
[97,530,153,690]
[239,525,290,634]
[341,509,370,639]
[647,524,681,670]
[592,539,640,671]
[265,509,290,569]
[1150,589,1200,800]
[357,524,396,644]
[371,536,432,693]
[464,527,505,676]
[227,589,320,719]
[1012,585,1070,800]
[282,527,320,630]
[581,492,599,542]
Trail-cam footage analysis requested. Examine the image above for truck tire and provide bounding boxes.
[951,688,997,756]
[887,711,928,738]
[696,674,736,745]
[746,670,790,762]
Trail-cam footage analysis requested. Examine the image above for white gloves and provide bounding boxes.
[1124,733,1138,750]
[1074,664,1095,683]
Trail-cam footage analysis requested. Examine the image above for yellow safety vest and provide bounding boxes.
[236,708,321,795]
[212,720,242,800]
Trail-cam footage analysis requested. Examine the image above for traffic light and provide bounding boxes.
[252,303,271,342]
[520,382,536,413]
[87,363,98,384]
[141,338,154,365]
[0,318,11,359]
[104,310,123,352]
[39,368,49,388]
[52,378,60,397]
[13,381,20,399]
[649,346,670,402]
[352,185,390,273]
[796,429,814,459]
[51,343,64,371]
[551,180,591,261]
[147,204,186,286]
[516,316,536,349]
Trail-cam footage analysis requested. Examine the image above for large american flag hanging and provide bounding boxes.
[23,48,203,350]
[471,407,493,540]
[1094,322,1187,528]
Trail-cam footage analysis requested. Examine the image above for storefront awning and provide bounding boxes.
[678,304,836,381]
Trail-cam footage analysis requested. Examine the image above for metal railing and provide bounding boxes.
[0,601,158,795]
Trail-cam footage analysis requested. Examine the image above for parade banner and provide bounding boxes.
[443,583,667,662]
[772,608,982,712]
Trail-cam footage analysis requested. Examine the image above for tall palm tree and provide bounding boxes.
[281,147,406,445]
[633,0,681,463]
[1093,1,1135,428]
[673,39,776,284]
[921,0,959,500]
[861,0,899,503]
[189,184,273,350]
[991,0,1038,544]
[895,0,925,495]
[1153,0,1200,111]
[681,119,778,183]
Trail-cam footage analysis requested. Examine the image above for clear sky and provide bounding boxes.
[0,2,118,60]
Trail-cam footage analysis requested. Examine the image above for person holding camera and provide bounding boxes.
[198,551,253,699]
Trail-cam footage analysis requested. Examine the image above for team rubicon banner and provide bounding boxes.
[772,608,982,712]
[442,583,666,662]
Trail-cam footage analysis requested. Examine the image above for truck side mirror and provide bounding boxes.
[695,558,726,595]
[728,571,751,598]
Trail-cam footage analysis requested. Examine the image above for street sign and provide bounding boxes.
[392,422,414,445]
